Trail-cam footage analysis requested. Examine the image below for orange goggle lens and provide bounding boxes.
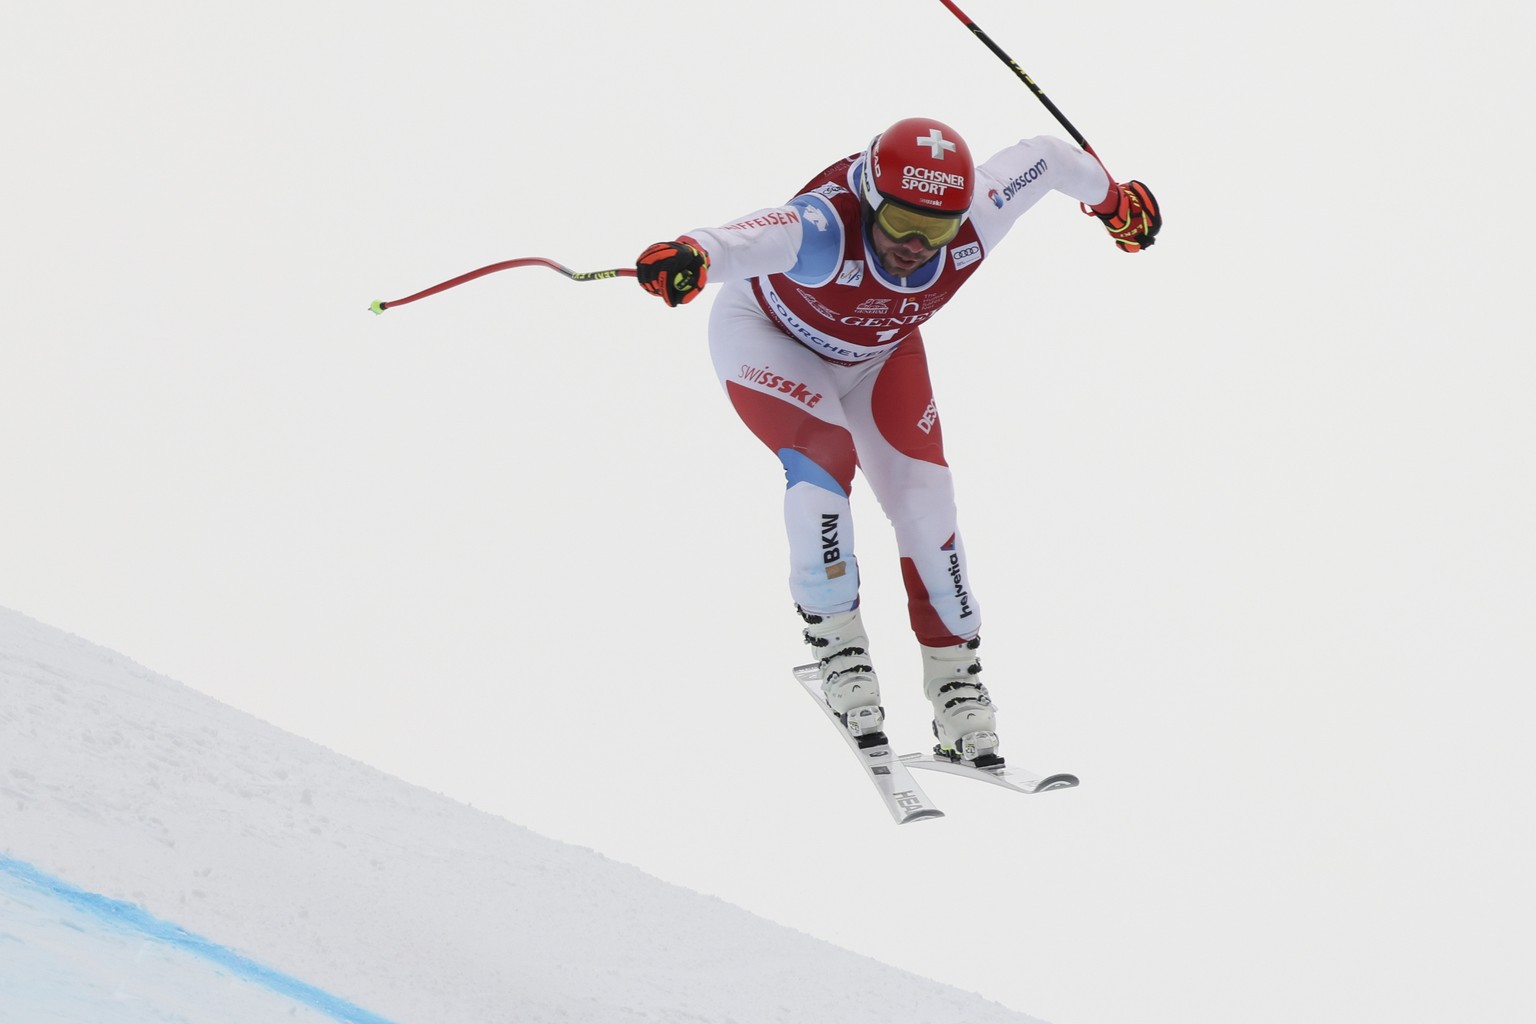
[874,203,964,249]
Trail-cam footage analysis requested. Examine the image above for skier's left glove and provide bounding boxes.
[1087,180,1161,252]
[636,240,710,306]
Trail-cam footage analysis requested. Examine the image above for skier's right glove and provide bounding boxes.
[636,240,710,306]
[1087,180,1161,252]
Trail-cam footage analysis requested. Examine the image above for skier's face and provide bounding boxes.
[870,220,940,277]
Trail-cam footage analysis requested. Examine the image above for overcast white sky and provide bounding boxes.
[3,3,1533,1023]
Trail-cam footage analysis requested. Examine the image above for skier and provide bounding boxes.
[634,117,1159,767]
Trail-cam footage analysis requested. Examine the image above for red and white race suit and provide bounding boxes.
[687,136,1110,646]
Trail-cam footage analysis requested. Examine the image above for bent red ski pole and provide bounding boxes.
[370,257,635,314]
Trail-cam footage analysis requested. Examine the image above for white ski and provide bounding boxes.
[898,752,1079,795]
[794,665,945,824]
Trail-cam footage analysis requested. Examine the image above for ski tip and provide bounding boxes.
[901,808,946,824]
[1036,773,1080,792]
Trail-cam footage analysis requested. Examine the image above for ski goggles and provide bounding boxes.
[872,202,965,249]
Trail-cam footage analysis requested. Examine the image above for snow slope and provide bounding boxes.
[1,855,388,1024]
[0,605,1048,1024]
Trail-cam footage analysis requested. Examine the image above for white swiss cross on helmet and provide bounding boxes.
[859,116,976,217]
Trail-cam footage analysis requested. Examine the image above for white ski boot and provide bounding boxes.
[800,607,886,745]
[922,636,1003,767]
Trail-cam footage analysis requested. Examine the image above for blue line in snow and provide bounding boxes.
[0,855,398,1024]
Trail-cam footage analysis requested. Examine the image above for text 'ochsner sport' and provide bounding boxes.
[901,166,966,195]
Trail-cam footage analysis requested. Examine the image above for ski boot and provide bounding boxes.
[922,636,1004,768]
[800,607,886,747]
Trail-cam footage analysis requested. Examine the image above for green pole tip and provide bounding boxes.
[369,300,387,315]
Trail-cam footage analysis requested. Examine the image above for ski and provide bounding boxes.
[898,752,1080,795]
[794,665,945,824]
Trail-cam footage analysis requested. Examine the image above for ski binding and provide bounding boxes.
[794,664,944,824]
[898,752,1080,795]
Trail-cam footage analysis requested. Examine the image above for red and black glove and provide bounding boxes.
[1088,180,1161,252]
[635,240,710,306]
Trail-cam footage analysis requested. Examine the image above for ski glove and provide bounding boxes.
[1088,180,1161,252]
[636,240,710,306]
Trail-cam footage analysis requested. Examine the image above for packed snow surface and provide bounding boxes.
[0,605,1047,1023]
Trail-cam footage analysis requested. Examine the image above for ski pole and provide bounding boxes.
[369,257,636,314]
[935,0,1098,159]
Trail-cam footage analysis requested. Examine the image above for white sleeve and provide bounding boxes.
[684,206,805,282]
[969,136,1113,253]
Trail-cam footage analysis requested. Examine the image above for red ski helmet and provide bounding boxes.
[859,117,975,248]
